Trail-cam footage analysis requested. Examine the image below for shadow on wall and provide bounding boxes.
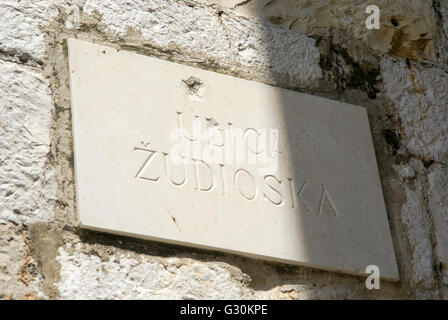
[228,0,398,283]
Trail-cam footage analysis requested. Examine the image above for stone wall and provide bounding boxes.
[0,0,447,299]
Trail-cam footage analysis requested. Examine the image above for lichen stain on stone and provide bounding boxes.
[318,39,380,99]
[18,230,35,287]
[28,223,63,298]
[406,64,425,96]
[389,29,432,61]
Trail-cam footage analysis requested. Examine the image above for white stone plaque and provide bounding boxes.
[68,38,398,280]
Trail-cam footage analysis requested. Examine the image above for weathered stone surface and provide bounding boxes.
[381,58,448,164]
[83,0,323,90]
[434,0,448,68]
[0,0,85,65]
[198,0,439,61]
[400,181,438,298]
[428,164,448,265]
[0,223,39,299]
[0,60,56,224]
[428,164,448,297]
[56,243,252,299]
[0,0,53,64]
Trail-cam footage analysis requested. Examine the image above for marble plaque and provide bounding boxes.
[67,38,398,280]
